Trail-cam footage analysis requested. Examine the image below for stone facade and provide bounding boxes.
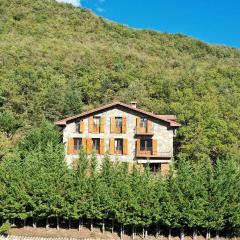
[57,103,180,172]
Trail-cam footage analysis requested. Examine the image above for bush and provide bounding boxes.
[0,220,11,235]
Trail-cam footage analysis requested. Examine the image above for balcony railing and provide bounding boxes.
[135,127,153,135]
[136,148,172,158]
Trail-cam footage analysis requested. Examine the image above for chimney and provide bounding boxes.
[130,101,137,108]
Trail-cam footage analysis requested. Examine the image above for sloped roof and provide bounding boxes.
[55,101,181,127]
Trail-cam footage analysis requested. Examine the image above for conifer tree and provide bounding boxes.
[0,151,28,223]
[161,165,181,240]
[67,148,89,230]
[113,162,132,238]
[99,154,116,233]
[84,153,105,230]
[224,158,240,231]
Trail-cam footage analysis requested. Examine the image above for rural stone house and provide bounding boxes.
[56,101,181,173]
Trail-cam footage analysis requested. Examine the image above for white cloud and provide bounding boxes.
[96,7,104,12]
[56,0,81,7]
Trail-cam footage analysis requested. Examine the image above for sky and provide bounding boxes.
[57,0,240,48]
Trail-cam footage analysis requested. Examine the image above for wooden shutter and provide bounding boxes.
[136,139,140,154]
[123,139,128,155]
[88,116,93,133]
[161,163,170,173]
[67,138,74,155]
[82,138,86,151]
[147,120,152,133]
[100,116,105,133]
[110,117,115,133]
[122,115,126,133]
[87,138,92,154]
[136,117,140,129]
[152,139,157,155]
[79,120,84,133]
[109,138,115,155]
[100,138,105,155]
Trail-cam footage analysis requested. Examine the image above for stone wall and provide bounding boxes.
[63,106,174,167]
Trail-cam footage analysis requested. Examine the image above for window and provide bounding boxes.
[149,163,161,174]
[92,138,100,154]
[115,117,123,128]
[140,139,152,151]
[114,139,123,154]
[74,138,82,151]
[93,117,100,128]
[75,122,80,132]
[140,117,147,129]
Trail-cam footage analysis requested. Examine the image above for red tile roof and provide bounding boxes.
[55,101,181,127]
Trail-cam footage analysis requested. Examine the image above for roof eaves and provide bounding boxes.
[55,101,181,127]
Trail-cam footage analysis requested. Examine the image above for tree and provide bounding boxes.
[0,151,29,223]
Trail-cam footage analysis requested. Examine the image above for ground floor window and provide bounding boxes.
[74,138,82,151]
[114,138,123,154]
[149,163,161,174]
[92,138,100,154]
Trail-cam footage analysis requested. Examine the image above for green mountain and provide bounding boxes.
[0,0,239,161]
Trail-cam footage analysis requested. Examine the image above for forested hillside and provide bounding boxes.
[0,0,240,161]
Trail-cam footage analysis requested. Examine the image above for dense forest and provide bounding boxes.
[0,123,239,238]
[0,0,239,162]
[0,1,239,237]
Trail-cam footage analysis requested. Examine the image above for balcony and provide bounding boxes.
[136,148,172,158]
[135,127,153,135]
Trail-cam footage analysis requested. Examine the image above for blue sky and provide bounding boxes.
[57,0,240,48]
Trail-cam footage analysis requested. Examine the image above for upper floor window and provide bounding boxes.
[115,117,123,128]
[92,138,100,154]
[74,138,82,151]
[89,116,104,133]
[111,116,126,134]
[140,117,147,129]
[75,121,80,133]
[93,117,100,128]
